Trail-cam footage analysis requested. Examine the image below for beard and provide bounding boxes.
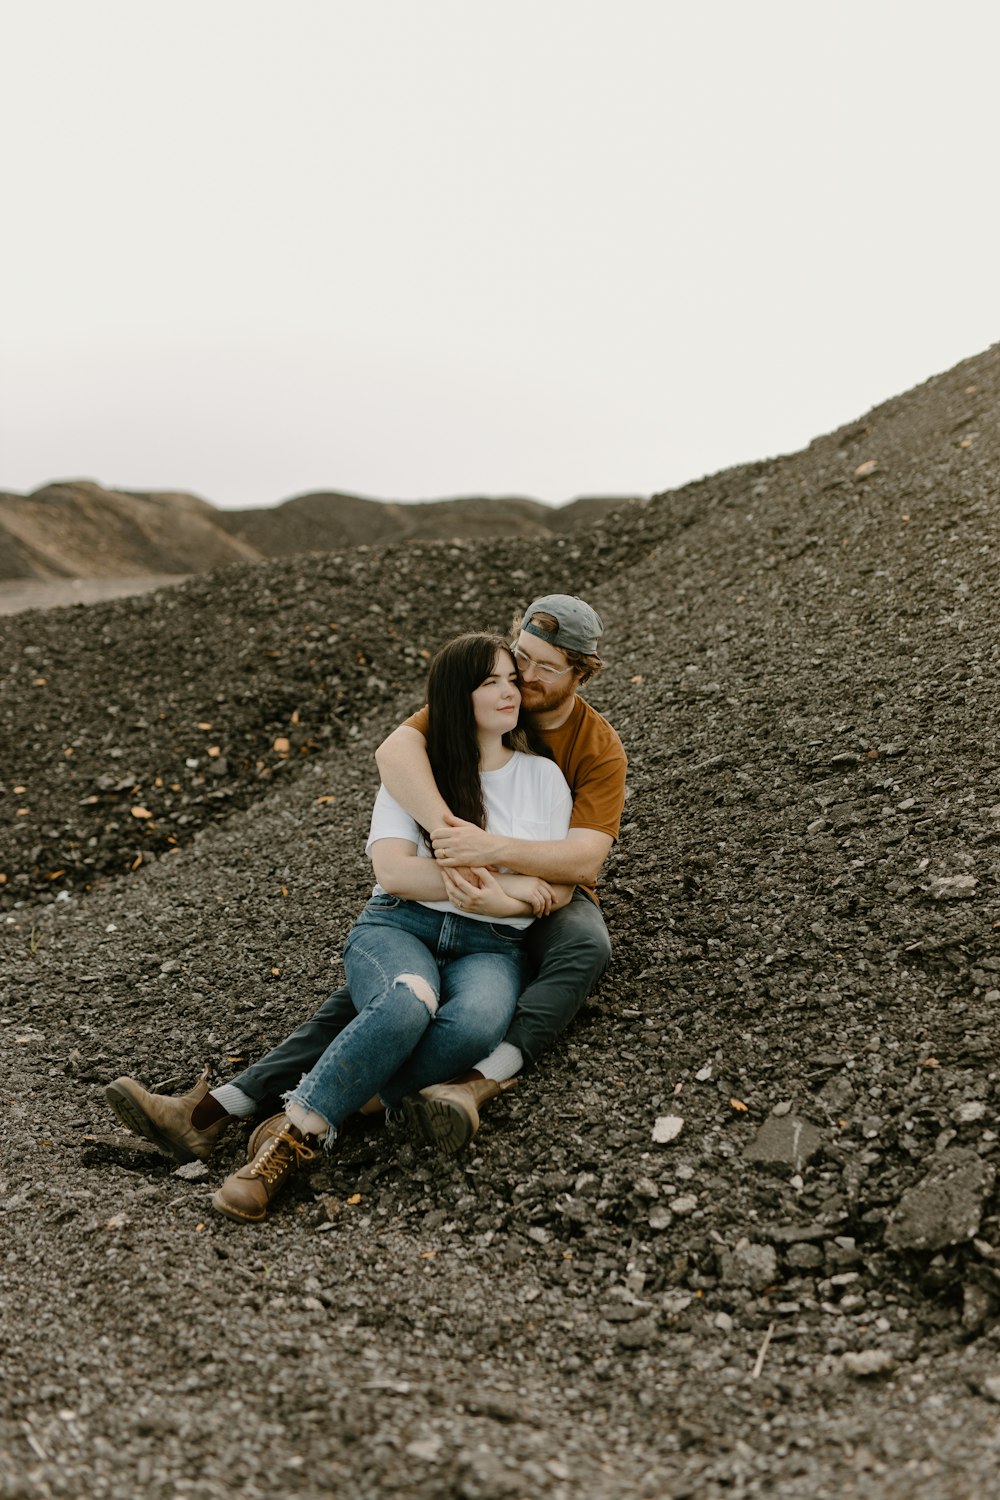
[519,675,577,717]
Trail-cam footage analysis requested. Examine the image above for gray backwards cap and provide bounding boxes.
[521,594,604,658]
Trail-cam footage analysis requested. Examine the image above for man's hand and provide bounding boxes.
[431,813,499,867]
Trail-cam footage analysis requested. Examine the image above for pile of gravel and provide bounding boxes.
[2,342,999,1498]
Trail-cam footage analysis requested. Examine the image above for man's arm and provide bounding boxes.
[372,840,537,918]
[374,724,451,830]
[431,820,613,889]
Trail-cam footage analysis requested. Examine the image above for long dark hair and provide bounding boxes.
[425,633,527,832]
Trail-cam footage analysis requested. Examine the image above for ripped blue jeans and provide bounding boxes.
[284,894,527,1140]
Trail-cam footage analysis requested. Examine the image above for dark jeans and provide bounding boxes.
[232,889,611,1106]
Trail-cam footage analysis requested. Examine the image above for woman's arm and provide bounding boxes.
[494,874,575,917]
[370,839,451,902]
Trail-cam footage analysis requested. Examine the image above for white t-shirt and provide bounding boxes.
[366,750,573,930]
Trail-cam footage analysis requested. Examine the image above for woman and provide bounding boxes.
[211,632,573,1223]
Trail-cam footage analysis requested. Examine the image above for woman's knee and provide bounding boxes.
[394,972,438,1015]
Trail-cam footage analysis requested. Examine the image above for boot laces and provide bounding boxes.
[250,1129,316,1183]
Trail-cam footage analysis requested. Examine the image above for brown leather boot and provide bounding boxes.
[245,1110,291,1161]
[401,1077,517,1156]
[212,1119,317,1223]
[105,1067,231,1163]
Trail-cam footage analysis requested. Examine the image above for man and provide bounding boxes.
[105,595,626,1179]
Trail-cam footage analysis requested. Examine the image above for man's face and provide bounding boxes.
[511,630,580,714]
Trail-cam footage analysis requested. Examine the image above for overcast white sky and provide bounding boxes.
[2,1,998,510]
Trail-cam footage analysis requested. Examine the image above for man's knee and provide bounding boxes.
[582,920,612,973]
[533,902,611,981]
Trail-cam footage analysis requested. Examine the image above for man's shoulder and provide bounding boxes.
[573,696,626,757]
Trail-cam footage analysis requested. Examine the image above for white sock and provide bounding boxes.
[284,1098,330,1139]
[474,1042,523,1083]
[209,1084,256,1119]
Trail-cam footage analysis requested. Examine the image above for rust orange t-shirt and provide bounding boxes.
[403,695,627,895]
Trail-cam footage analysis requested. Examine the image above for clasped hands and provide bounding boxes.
[433,814,555,919]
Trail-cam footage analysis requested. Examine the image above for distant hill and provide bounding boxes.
[0,481,635,582]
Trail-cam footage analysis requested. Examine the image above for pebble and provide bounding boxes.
[926,874,977,900]
[651,1115,684,1144]
[885,1148,995,1251]
[671,1195,699,1216]
[719,1238,778,1291]
[744,1115,823,1176]
[842,1350,895,1378]
[173,1161,209,1182]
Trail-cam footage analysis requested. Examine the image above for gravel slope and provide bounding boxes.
[2,343,999,1499]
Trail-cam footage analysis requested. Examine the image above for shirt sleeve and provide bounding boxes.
[568,742,627,838]
[365,785,421,856]
[402,706,429,736]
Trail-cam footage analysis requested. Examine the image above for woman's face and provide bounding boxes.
[471,649,521,735]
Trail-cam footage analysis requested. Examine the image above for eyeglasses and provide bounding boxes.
[511,646,573,680]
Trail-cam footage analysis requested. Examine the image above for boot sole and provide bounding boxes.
[104,1081,198,1164]
[401,1094,475,1156]
[211,1189,266,1223]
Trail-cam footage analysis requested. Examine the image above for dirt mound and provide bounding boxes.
[0,480,631,582]
[0,481,260,581]
[2,343,1000,1498]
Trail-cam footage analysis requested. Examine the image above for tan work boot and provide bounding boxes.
[105,1067,231,1163]
[401,1077,517,1156]
[212,1119,317,1223]
[245,1110,291,1161]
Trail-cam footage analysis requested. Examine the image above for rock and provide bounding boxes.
[766,1222,828,1245]
[962,1283,995,1332]
[651,1115,684,1144]
[980,1376,1000,1404]
[817,1075,855,1113]
[406,1435,443,1462]
[926,874,977,901]
[842,1349,895,1378]
[744,1115,824,1176]
[786,1242,824,1270]
[173,1161,210,1182]
[616,1320,658,1350]
[671,1195,699,1216]
[884,1148,995,1252]
[719,1238,778,1291]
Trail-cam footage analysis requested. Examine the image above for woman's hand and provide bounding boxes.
[441,865,522,919]
[496,874,558,918]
